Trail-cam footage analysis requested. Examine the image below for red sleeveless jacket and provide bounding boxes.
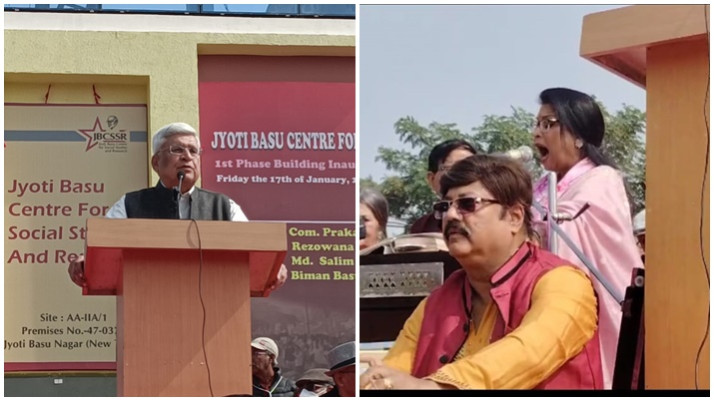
[411,242,603,389]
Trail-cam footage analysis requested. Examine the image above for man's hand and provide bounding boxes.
[360,365,444,390]
[360,354,383,369]
[68,256,87,288]
[268,264,288,292]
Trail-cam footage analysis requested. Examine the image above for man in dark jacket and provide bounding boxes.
[251,337,297,397]
[67,122,287,289]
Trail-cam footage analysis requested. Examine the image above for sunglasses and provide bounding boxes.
[433,197,499,220]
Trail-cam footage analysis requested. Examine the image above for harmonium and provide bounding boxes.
[360,249,461,343]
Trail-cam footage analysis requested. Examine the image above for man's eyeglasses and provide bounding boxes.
[533,117,560,131]
[433,197,499,219]
[163,145,202,157]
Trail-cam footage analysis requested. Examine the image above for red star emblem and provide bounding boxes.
[78,117,105,151]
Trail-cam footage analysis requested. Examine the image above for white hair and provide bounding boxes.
[151,122,200,155]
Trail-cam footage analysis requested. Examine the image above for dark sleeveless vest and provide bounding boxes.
[124,183,232,221]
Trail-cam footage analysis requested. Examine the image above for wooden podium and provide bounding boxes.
[83,218,287,396]
[581,5,710,389]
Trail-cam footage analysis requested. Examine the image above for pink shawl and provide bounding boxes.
[532,158,644,389]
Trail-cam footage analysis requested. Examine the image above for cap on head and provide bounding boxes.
[325,341,355,375]
[251,337,279,364]
[633,209,645,236]
[296,368,334,387]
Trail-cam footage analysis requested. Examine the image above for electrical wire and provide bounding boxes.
[694,4,710,391]
[192,219,215,396]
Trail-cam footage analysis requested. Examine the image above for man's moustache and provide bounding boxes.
[443,220,470,240]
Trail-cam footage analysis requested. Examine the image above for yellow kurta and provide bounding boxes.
[382,266,598,389]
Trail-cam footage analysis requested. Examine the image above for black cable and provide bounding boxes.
[192,219,215,396]
[694,4,710,391]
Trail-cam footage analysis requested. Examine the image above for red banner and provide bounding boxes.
[198,55,355,379]
[201,81,355,221]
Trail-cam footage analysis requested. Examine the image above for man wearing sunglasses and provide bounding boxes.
[67,122,288,291]
[361,155,602,390]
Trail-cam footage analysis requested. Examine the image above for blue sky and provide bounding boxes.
[359,4,647,181]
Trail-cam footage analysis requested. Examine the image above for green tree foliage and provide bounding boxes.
[373,103,646,228]
[601,105,647,212]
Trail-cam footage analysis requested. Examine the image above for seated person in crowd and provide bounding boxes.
[293,368,336,397]
[359,188,389,250]
[251,337,297,397]
[325,341,356,396]
[410,139,476,234]
[360,155,602,389]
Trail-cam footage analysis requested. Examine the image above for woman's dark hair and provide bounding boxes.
[540,87,635,213]
[440,154,535,239]
[360,188,389,240]
[539,87,619,170]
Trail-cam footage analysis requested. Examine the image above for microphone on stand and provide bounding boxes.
[176,171,185,219]
[499,145,534,162]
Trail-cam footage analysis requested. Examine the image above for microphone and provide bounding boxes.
[499,145,534,162]
[176,171,185,219]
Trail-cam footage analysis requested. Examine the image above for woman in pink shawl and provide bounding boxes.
[531,88,643,389]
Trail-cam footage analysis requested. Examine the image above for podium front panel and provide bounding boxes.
[118,249,251,396]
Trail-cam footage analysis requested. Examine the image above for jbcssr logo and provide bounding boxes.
[77,116,128,153]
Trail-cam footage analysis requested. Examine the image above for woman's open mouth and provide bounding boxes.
[535,144,549,162]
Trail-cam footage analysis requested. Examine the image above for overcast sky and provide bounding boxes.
[359,4,647,180]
